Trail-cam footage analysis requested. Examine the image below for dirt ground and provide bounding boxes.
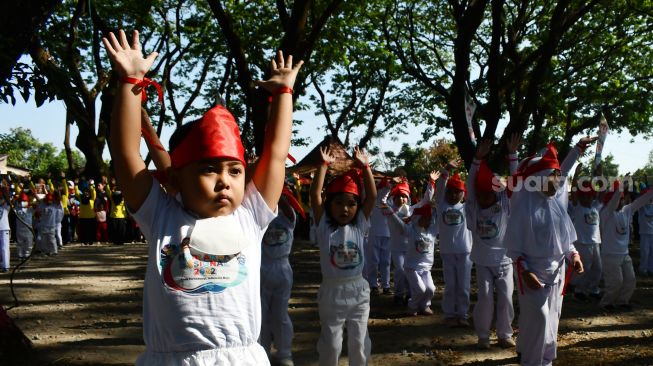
[1,238,653,366]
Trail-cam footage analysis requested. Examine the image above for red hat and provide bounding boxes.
[170,105,246,169]
[326,170,361,196]
[281,186,306,220]
[446,172,466,192]
[412,203,432,219]
[390,181,411,198]
[517,143,560,179]
[577,180,596,197]
[476,161,496,193]
[603,180,624,204]
[20,192,29,202]
[45,193,54,202]
[377,177,390,190]
[641,187,651,196]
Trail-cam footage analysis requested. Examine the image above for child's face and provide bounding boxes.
[328,193,359,225]
[175,158,245,218]
[446,188,464,205]
[393,194,408,207]
[542,170,562,197]
[578,193,594,207]
[417,214,430,229]
[476,190,496,209]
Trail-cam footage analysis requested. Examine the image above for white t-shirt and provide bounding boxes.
[638,204,653,235]
[600,204,634,255]
[316,212,370,280]
[403,220,437,271]
[465,192,511,267]
[15,206,33,229]
[568,201,602,245]
[369,186,390,237]
[261,209,295,260]
[438,201,472,254]
[387,204,410,252]
[132,180,276,352]
[37,203,58,229]
[0,203,9,231]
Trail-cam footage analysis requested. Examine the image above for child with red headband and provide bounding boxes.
[366,177,393,295]
[637,184,653,276]
[568,164,603,301]
[465,136,520,349]
[505,137,594,366]
[36,193,59,256]
[436,159,473,326]
[0,187,10,272]
[600,182,653,311]
[259,186,305,366]
[103,29,303,365]
[14,192,34,260]
[310,145,377,366]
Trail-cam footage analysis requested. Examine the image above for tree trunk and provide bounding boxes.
[64,110,75,176]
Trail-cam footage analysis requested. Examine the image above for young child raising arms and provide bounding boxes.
[103,30,303,365]
[310,146,377,366]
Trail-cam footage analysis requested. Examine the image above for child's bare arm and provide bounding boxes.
[102,30,158,211]
[141,107,171,171]
[252,51,304,210]
[310,146,334,224]
[354,147,377,219]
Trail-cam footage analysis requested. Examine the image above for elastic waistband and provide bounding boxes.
[321,275,364,285]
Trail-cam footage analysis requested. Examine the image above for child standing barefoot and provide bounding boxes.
[103,29,302,365]
[310,146,377,366]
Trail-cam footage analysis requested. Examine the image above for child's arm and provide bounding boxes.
[506,133,521,175]
[570,163,583,206]
[379,203,406,234]
[605,183,622,213]
[467,139,491,206]
[310,146,335,224]
[141,107,172,173]
[354,147,377,219]
[102,30,158,211]
[410,171,439,210]
[435,158,460,204]
[624,187,653,214]
[251,51,304,210]
[561,136,597,177]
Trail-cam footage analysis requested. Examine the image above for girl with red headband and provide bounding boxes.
[436,159,474,327]
[568,164,603,301]
[600,182,653,311]
[103,29,303,365]
[465,136,520,350]
[310,145,377,366]
[259,186,305,366]
[14,192,34,260]
[504,137,594,366]
[35,193,59,256]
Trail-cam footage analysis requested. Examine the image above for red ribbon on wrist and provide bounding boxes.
[121,76,163,104]
[267,86,294,103]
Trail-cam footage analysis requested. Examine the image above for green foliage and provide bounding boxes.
[384,138,460,181]
[0,127,84,177]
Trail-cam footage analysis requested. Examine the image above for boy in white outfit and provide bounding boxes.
[600,184,653,310]
[465,137,519,349]
[436,165,473,326]
[366,178,392,294]
[36,193,59,256]
[637,189,653,276]
[310,146,377,366]
[103,29,303,365]
[14,192,34,260]
[0,193,10,272]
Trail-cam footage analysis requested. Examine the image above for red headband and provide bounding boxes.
[20,192,29,202]
[517,143,560,179]
[412,203,432,219]
[447,172,466,192]
[282,186,306,220]
[476,161,496,193]
[603,180,623,204]
[577,181,596,197]
[390,181,411,198]
[326,170,361,196]
[170,105,246,169]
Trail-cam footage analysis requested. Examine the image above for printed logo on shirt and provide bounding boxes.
[161,238,247,294]
[262,224,289,247]
[442,208,464,226]
[584,211,599,225]
[414,238,433,254]
[615,225,627,236]
[476,219,499,239]
[329,241,362,269]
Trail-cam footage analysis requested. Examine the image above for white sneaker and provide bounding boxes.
[279,358,294,366]
[498,337,516,348]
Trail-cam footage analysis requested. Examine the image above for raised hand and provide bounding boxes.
[319,146,336,166]
[102,30,158,78]
[506,132,522,154]
[446,158,462,171]
[353,146,370,167]
[474,139,492,160]
[429,170,440,182]
[255,50,304,93]
[576,136,599,151]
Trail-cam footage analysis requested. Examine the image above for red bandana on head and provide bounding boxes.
[170,105,246,169]
[326,170,361,196]
[20,192,29,202]
[412,203,432,219]
[577,180,596,197]
[603,180,624,204]
[390,181,411,198]
[281,186,306,220]
[518,143,560,179]
[446,172,466,192]
[476,161,496,193]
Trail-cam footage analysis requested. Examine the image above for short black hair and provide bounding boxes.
[169,119,201,153]
[323,192,362,231]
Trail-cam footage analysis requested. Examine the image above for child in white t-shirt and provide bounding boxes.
[259,186,305,366]
[310,145,377,366]
[637,188,653,276]
[36,193,59,256]
[102,29,302,365]
[14,192,34,260]
[0,191,10,272]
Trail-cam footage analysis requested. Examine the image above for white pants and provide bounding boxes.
[55,223,62,247]
[391,250,409,297]
[639,234,653,273]
[37,227,57,255]
[473,263,514,340]
[441,253,472,319]
[16,226,33,258]
[571,243,602,295]
[317,276,371,366]
[600,254,636,306]
[0,230,9,270]
[517,265,565,366]
[136,342,270,366]
[259,258,294,360]
[366,235,391,289]
[405,267,435,311]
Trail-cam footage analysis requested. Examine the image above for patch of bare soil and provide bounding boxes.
[1,239,652,365]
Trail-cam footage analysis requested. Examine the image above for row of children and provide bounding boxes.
[102,29,651,366]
